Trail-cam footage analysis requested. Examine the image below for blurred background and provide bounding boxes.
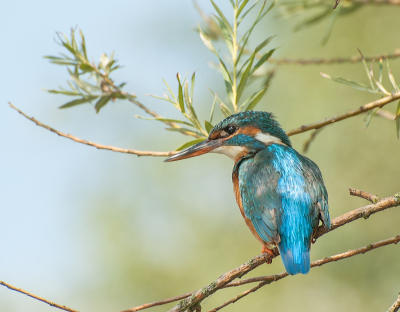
[1,1,399,311]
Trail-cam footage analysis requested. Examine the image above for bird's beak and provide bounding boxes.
[164,139,222,162]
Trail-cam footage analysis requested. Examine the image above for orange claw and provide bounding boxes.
[261,245,275,264]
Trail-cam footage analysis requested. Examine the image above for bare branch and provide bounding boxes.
[0,281,79,312]
[286,92,400,136]
[376,109,397,121]
[349,188,380,203]
[207,235,400,312]
[123,192,400,312]
[8,102,176,157]
[268,49,400,65]
[388,292,400,312]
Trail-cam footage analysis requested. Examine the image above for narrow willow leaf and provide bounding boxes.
[295,8,331,32]
[238,0,260,25]
[95,95,112,113]
[135,115,193,126]
[237,51,256,103]
[148,94,176,105]
[237,0,250,16]
[215,16,233,55]
[210,93,217,123]
[386,59,399,92]
[190,72,195,104]
[79,64,93,72]
[228,0,235,8]
[204,120,214,134]
[59,96,99,109]
[165,127,203,137]
[79,29,88,60]
[358,49,375,90]
[395,100,400,139]
[47,89,81,96]
[211,0,234,36]
[162,78,179,108]
[379,58,383,84]
[184,81,202,130]
[250,48,275,75]
[220,102,232,118]
[373,77,391,95]
[321,6,341,46]
[245,86,268,111]
[177,74,185,113]
[364,107,379,129]
[198,24,217,55]
[220,62,234,104]
[49,61,78,66]
[255,36,276,53]
[176,139,205,151]
[320,73,378,94]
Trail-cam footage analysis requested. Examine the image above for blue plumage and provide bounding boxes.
[165,111,331,275]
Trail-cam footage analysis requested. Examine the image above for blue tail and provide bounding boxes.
[278,245,310,275]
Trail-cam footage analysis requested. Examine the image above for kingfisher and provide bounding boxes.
[164,111,331,275]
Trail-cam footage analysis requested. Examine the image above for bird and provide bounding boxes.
[164,111,331,275]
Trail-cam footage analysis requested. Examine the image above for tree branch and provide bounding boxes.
[388,292,400,312]
[349,188,380,203]
[207,235,400,312]
[286,92,400,136]
[121,191,400,312]
[0,281,79,312]
[8,102,176,157]
[268,49,400,65]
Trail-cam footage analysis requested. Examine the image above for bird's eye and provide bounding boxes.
[226,125,236,135]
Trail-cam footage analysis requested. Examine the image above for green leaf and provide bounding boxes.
[386,59,399,92]
[204,120,214,134]
[148,94,176,105]
[237,0,250,16]
[211,0,234,36]
[210,93,217,123]
[320,73,378,94]
[358,49,375,90]
[250,48,275,75]
[95,95,112,113]
[395,100,400,139]
[46,89,81,96]
[165,127,204,137]
[198,24,217,55]
[364,107,379,129]
[215,16,233,55]
[184,81,202,130]
[255,35,276,53]
[237,51,256,103]
[321,5,341,46]
[162,78,179,108]
[177,74,185,113]
[59,96,99,109]
[238,0,260,25]
[79,29,88,60]
[79,63,93,72]
[379,57,383,84]
[191,72,196,104]
[245,86,268,111]
[220,102,232,118]
[135,115,193,126]
[220,62,234,104]
[295,8,331,32]
[176,139,205,151]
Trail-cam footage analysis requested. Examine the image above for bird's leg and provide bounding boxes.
[261,245,275,264]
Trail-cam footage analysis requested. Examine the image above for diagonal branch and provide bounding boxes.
[286,92,400,136]
[120,191,400,312]
[268,49,400,65]
[8,102,176,157]
[0,281,79,312]
[207,235,400,312]
[388,292,400,312]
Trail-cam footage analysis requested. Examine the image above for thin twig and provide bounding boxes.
[0,281,79,312]
[268,49,400,65]
[122,191,400,312]
[286,92,400,136]
[8,102,176,157]
[376,109,396,121]
[349,188,380,203]
[388,292,400,312]
[207,235,400,312]
[349,0,400,4]
[333,0,340,9]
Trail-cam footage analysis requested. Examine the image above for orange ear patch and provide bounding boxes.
[237,126,260,136]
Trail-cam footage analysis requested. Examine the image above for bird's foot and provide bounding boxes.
[261,246,274,264]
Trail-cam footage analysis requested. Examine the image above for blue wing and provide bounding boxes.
[238,145,330,275]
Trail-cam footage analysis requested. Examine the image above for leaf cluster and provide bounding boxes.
[322,52,400,137]
[44,28,128,113]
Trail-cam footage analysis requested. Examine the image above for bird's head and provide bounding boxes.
[164,111,291,163]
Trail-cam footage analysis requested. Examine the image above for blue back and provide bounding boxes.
[237,144,330,275]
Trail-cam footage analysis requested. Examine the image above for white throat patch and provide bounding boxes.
[255,132,284,145]
[211,146,245,161]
